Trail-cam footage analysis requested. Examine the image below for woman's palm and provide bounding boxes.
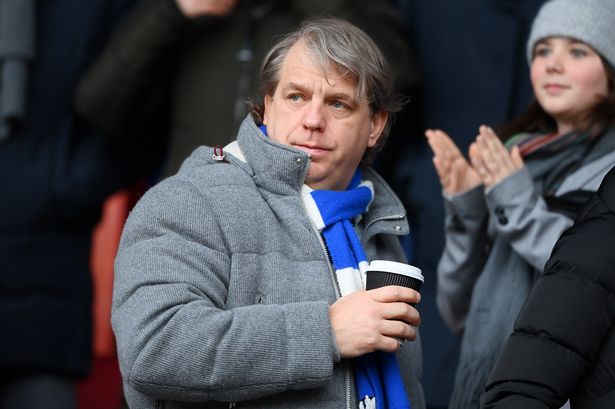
[426,129,482,195]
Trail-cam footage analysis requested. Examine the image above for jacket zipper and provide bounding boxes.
[302,202,404,409]
[364,213,406,232]
[316,229,352,409]
[301,200,351,409]
[316,230,352,409]
[345,213,406,409]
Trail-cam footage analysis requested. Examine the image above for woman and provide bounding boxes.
[425,0,615,407]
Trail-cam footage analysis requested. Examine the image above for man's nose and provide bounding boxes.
[302,100,325,132]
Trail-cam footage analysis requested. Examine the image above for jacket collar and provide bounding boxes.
[235,116,310,196]
[230,116,408,236]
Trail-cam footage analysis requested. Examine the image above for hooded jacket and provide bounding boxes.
[112,117,425,409]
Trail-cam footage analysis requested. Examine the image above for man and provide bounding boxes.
[112,18,425,409]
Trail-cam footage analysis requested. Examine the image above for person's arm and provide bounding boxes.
[485,167,574,271]
[436,185,490,334]
[112,175,337,402]
[76,0,235,141]
[482,179,615,408]
[424,129,487,334]
[468,125,572,272]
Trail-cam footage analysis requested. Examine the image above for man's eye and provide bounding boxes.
[331,101,348,110]
[289,94,303,102]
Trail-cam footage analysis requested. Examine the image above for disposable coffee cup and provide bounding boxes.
[366,260,423,300]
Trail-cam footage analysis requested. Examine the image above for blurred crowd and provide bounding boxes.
[2,0,614,408]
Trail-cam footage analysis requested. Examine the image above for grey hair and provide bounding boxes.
[247,17,404,163]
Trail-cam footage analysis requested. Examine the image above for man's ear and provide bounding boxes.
[263,95,273,125]
[367,111,388,148]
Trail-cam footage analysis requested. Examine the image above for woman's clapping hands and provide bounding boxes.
[426,125,524,193]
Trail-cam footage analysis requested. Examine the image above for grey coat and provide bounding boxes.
[437,132,615,409]
[438,146,615,333]
[112,117,425,409]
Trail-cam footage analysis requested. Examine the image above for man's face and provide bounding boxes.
[263,41,387,191]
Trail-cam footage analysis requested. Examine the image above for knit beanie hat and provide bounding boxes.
[526,0,615,68]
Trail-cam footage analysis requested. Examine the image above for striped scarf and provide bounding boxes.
[301,170,411,409]
[505,129,601,195]
[505,130,589,158]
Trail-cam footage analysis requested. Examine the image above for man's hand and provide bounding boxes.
[329,286,421,358]
[175,0,238,18]
[426,129,482,196]
[469,125,524,189]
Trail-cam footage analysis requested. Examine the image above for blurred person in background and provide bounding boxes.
[75,0,418,179]
[383,1,546,407]
[0,0,160,407]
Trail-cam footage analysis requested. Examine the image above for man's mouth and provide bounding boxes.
[295,144,330,157]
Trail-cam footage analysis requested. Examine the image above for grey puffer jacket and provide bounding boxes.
[112,117,425,409]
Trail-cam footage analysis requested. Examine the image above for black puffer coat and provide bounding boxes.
[482,165,615,409]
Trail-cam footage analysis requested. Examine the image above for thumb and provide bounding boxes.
[511,146,524,169]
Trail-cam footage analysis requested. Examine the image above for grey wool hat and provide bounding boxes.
[526,0,615,68]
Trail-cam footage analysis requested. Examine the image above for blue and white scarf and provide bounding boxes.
[301,170,411,409]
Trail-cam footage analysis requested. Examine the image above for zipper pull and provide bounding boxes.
[212,145,225,161]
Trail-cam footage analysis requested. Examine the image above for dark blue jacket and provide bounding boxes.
[0,0,157,377]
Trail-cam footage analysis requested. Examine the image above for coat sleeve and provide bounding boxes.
[112,176,337,402]
[436,184,490,334]
[482,184,615,408]
[484,167,574,272]
[75,0,189,142]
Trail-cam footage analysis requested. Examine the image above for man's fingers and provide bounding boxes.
[367,285,421,305]
[381,301,421,327]
[380,319,417,342]
[331,287,421,358]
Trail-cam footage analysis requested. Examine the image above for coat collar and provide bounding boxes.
[228,116,408,236]
[234,116,310,196]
